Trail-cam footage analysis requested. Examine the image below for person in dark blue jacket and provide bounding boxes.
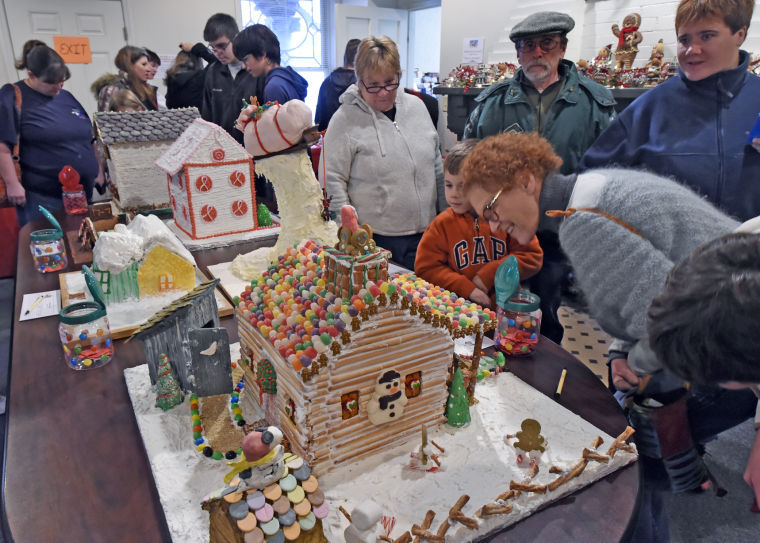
[315,39,360,131]
[232,24,308,104]
[580,0,760,223]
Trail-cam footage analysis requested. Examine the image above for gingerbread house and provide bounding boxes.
[155,119,257,240]
[91,214,196,305]
[94,108,200,211]
[234,241,496,476]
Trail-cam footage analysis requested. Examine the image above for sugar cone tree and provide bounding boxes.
[446,368,471,427]
[155,354,183,411]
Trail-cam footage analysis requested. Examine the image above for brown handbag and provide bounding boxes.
[0,83,22,207]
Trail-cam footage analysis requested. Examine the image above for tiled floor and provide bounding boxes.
[558,305,611,385]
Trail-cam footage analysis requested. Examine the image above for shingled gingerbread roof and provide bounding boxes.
[94,108,200,145]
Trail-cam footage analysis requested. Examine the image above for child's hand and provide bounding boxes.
[469,287,491,308]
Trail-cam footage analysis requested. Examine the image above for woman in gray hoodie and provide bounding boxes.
[319,36,445,270]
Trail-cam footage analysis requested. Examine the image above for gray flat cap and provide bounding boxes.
[509,12,575,42]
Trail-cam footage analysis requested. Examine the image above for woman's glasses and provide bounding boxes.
[482,187,504,222]
[361,79,400,94]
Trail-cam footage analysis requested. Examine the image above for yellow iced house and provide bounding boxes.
[137,245,195,297]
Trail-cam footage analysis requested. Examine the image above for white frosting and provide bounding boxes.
[92,214,195,273]
[126,352,637,543]
[231,152,337,280]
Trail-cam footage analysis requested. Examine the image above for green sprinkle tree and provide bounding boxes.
[257,204,273,226]
[155,354,183,411]
[446,368,471,427]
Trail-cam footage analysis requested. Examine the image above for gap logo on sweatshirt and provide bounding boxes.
[453,237,506,270]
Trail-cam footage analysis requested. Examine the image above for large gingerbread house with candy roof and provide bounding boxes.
[235,229,497,477]
[156,119,261,240]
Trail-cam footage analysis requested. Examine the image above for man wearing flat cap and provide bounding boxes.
[464,11,616,344]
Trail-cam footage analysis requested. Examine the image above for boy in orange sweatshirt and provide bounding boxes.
[415,139,543,308]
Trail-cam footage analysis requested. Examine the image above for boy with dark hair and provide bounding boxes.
[414,139,543,307]
[233,24,307,104]
[648,231,760,510]
[192,13,264,144]
[315,38,360,131]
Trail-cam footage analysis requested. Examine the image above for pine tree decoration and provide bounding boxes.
[446,368,471,427]
[256,359,277,394]
[155,354,183,411]
[257,204,273,226]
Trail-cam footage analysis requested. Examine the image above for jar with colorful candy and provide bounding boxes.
[59,165,88,215]
[496,290,541,355]
[58,265,114,370]
[29,206,67,273]
[59,301,113,370]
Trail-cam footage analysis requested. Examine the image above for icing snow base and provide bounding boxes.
[126,356,636,542]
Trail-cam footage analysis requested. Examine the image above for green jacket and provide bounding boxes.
[463,60,616,174]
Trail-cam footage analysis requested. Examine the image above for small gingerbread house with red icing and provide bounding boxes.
[156,119,257,240]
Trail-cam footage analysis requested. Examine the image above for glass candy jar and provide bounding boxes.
[59,301,113,370]
[496,290,541,356]
[62,189,88,214]
[29,206,67,273]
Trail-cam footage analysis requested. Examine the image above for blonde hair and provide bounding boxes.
[354,36,401,82]
[675,0,753,34]
[461,133,563,195]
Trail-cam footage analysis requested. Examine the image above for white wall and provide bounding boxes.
[409,6,441,86]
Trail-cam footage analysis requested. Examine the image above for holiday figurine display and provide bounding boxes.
[335,205,376,256]
[612,13,643,70]
[155,353,184,410]
[446,368,471,427]
[223,426,286,488]
[367,369,409,425]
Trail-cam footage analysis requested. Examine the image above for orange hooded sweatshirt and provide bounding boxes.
[414,208,543,300]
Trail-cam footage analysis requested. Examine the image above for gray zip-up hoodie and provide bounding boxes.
[319,84,445,236]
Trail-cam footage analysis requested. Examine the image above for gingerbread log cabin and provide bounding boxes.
[234,231,496,476]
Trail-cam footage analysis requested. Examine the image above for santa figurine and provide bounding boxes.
[367,370,408,425]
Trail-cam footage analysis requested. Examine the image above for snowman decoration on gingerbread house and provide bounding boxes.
[367,370,409,425]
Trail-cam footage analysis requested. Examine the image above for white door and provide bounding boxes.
[3,0,127,114]
[334,4,408,76]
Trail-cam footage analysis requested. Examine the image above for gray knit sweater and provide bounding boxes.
[539,168,739,374]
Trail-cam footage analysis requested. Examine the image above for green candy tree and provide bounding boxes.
[446,368,471,427]
[155,354,184,411]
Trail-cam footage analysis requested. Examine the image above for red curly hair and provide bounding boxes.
[461,132,563,195]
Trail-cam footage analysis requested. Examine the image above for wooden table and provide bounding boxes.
[3,214,637,542]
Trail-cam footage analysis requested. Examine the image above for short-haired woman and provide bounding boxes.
[0,40,103,225]
[464,131,759,540]
[319,36,445,269]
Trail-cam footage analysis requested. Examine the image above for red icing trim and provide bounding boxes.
[273,105,295,147]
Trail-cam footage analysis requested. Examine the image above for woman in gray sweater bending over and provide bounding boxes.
[461,131,758,541]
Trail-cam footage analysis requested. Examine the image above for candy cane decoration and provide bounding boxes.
[382,515,396,537]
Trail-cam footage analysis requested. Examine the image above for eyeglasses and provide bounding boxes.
[360,79,400,94]
[516,36,561,53]
[208,41,231,53]
[482,187,505,222]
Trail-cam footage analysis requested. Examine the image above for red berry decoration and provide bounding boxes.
[229,170,246,187]
[232,200,248,216]
[196,175,213,192]
[212,148,225,161]
[201,204,217,222]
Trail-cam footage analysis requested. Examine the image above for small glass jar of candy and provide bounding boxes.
[29,227,67,273]
[496,290,541,355]
[62,188,88,214]
[59,301,113,370]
